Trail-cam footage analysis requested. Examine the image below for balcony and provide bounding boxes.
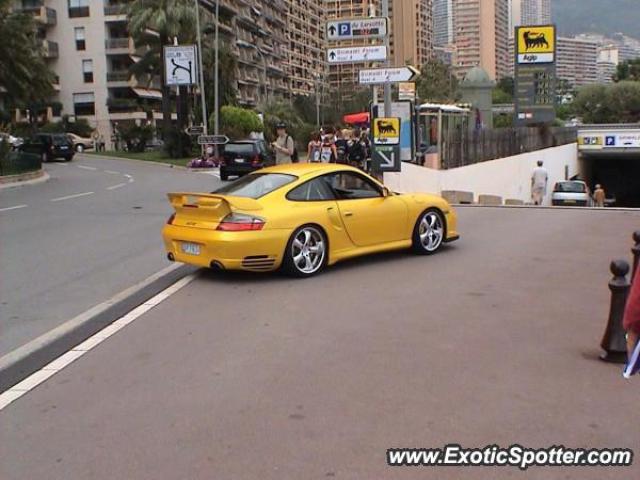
[106,71,131,87]
[21,6,57,27]
[104,3,128,19]
[41,39,59,59]
[105,37,133,54]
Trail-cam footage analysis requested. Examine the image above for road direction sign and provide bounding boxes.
[164,45,198,86]
[358,66,420,85]
[187,125,205,136]
[326,17,388,41]
[198,134,229,145]
[327,45,387,64]
[372,145,401,172]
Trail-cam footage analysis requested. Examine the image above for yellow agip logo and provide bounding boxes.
[373,117,400,145]
[516,25,555,64]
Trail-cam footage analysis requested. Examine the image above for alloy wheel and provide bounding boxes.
[419,211,444,252]
[291,227,325,275]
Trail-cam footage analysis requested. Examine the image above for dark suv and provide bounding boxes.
[20,133,75,162]
[219,140,274,181]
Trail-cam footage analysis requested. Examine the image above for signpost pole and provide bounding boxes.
[194,0,208,136]
[382,0,391,117]
[214,0,220,136]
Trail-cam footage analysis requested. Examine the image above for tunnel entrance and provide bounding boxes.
[580,154,640,208]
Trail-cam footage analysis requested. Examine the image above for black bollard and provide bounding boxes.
[600,260,631,363]
[632,231,640,283]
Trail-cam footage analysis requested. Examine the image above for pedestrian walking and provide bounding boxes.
[347,128,366,169]
[307,132,322,163]
[531,160,548,206]
[594,184,606,208]
[320,129,337,163]
[272,122,295,165]
[335,129,349,164]
[624,264,640,360]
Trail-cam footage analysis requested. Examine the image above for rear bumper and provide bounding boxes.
[162,224,289,272]
[220,164,262,176]
[552,199,588,207]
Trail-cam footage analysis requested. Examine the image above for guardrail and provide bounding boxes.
[441,127,578,170]
[0,151,42,177]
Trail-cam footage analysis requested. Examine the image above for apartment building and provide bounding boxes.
[452,0,510,80]
[433,0,454,47]
[556,36,598,87]
[286,0,325,96]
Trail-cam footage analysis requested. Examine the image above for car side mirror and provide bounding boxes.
[382,186,392,198]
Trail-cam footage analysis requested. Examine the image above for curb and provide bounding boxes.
[0,263,197,393]
[0,170,49,190]
[453,204,640,212]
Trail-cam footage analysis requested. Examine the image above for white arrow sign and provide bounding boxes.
[378,150,395,167]
[327,45,387,64]
[326,17,388,41]
[359,66,420,85]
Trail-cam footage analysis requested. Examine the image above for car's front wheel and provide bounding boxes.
[282,225,327,277]
[412,209,445,255]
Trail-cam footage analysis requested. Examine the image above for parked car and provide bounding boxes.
[551,181,592,207]
[219,140,274,181]
[0,133,23,150]
[20,133,74,162]
[66,133,95,152]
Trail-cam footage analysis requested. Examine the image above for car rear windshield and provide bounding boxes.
[554,182,586,193]
[52,135,69,146]
[224,143,256,156]
[213,173,296,199]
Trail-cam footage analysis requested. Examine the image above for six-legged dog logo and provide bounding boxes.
[377,121,397,135]
[523,31,550,50]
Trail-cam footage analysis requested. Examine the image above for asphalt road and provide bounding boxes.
[1,207,639,479]
[0,155,220,356]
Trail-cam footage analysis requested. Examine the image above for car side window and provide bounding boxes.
[287,178,336,202]
[324,172,382,200]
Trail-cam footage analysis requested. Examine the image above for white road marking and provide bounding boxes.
[106,183,127,191]
[0,273,197,411]
[50,191,94,202]
[0,204,28,212]
[105,170,121,175]
[77,165,97,171]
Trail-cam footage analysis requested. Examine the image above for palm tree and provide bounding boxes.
[0,0,54,123]
[127,0,196,138]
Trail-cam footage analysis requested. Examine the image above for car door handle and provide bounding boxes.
[344,212,354,217]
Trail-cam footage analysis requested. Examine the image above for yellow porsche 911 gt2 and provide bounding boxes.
[163,163,459,277]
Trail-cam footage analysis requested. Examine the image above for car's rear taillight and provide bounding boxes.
[167,213,176,225]
[217,213,265,231]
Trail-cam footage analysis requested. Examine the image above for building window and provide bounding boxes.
[74,27,86,50]
[68,0,89,18]
[82,60,93,83]
[73,92,95,116]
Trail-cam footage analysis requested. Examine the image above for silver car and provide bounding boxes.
[551,181,592,207]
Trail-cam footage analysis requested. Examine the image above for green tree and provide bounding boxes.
[416,59,459,103]
[572,82,640,124]
[0,0,54,123]
[217,106,263,140]
[127,0,196,140]
[614,59,640,82]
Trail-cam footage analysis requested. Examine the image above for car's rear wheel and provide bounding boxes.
[282,225,327,277]
[220,170,229,181]
[412,209,445,255]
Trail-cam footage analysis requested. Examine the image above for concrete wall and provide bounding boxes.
[384,143,579,206]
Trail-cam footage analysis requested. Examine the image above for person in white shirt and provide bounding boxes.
[531,161,549,206]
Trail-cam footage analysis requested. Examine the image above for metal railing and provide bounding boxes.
[0,151,42,177]
[441,127,578,170]
[104,4,128,16]
[105,38,130,50]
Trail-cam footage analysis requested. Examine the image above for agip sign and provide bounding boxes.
[516,25,556,64]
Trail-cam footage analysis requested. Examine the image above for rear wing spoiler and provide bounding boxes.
[167,193,263,212]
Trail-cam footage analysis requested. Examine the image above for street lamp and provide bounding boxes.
[194,0,208,135]
[313,72,322,129]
